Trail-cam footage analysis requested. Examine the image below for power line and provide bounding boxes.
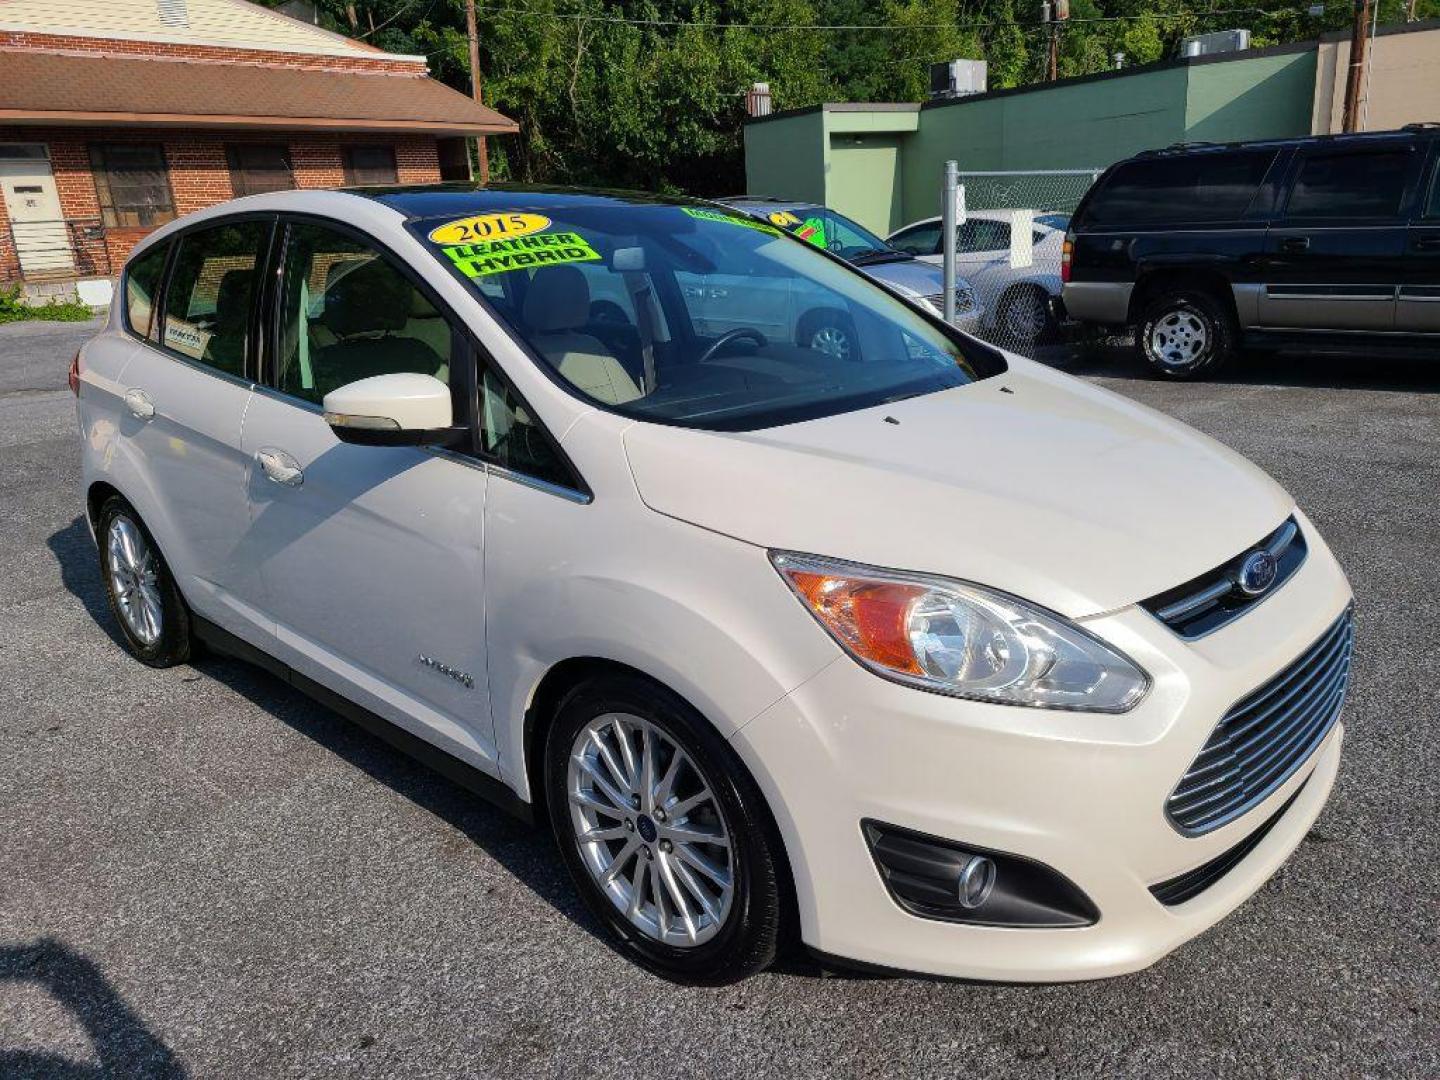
[472,0,1323,33]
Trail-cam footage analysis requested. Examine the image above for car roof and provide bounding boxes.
[892,210,1061,231]
[718,196,821,215]
[346,182,723,220]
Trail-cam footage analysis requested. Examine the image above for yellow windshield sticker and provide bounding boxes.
[767,210,802,227]
[441,231,601,278]
[680,206,781,235]
[428,212,552,246]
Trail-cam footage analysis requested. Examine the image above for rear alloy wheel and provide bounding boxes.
[997,286,1055,346]
[97,496,192,667]
[1137,288,1235,379]
[546,674,784,984]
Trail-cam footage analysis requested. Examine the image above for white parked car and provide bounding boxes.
[890,210,1069,344]
[75,187,1353,985]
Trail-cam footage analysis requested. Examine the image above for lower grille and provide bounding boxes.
[1167,609,1353,836]
[1150,778,1308,906]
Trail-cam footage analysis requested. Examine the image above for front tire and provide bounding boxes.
[798,309,859,362]
[97,496,192,667]
[1136,287,1236,379]
[996,285,1056,347]
[544,674,784,984]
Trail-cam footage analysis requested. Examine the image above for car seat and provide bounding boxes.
[523,266,641,405]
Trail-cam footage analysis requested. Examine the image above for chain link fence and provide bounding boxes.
[950,169,1100,356]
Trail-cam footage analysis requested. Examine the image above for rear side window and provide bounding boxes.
[890,222,940,256]
[161,220,269,378]
[1082,151,1275,226]
[1285,149,1412,219]
[124,244,168,339]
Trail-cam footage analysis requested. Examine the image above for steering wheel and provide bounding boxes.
[697,327,768,365]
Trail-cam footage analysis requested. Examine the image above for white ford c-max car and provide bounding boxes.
[75,186,1354,985]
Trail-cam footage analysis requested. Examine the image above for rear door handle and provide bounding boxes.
[1414,236,1440,251]
[1279,236,1310,253]
[255,447,304,488]
[123,388,155,422]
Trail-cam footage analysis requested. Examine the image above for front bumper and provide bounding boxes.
[729,512,1352,981]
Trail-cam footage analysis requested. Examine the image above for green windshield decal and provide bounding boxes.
[680,206,782,236]
[440,231,601,278]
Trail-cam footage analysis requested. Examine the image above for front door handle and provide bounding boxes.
[255,447,304,488]
[1279,236,1311,253]
[123,388,155,422]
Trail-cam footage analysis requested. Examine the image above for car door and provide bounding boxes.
[1258,139,1421,331]
[889,221,942,262]
[239,217,498,772]
[119,216,274,645]
[1397,139,1440,332]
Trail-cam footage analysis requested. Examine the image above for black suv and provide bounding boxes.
[1062,124,1440,378]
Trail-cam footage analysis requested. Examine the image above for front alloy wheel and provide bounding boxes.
[568,713,735,947]
[546,674,784,984]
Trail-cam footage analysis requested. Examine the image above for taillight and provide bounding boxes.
[68,350,81,396]
[1060,234,1074,284]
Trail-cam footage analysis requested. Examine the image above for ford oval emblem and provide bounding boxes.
[1237,550,1279,596]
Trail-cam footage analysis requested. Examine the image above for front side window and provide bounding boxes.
[342,145,399,186]
[276,222,452,407]
[416,203,998,431]
[1286,149,1412,220]
[227,144,295,197]
[478,365,578,491]
[124,243,169,339]
[89,143,176,228]
[890,223,941,256]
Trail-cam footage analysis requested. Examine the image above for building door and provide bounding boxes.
[0,144,75,277]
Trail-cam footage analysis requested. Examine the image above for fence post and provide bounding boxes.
[942,159,958,325]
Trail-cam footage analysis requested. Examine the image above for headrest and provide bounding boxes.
[214,268,253,332]
[523,265,591,333]
[322,257,410,337]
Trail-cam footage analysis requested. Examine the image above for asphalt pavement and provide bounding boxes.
[2,319,1437,1078]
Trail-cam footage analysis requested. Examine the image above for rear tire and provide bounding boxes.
[97,496,192,667]
[996,285,1056,347]
[544,673,784,984]
[797,309,859,362]
[1136,287,1236,379]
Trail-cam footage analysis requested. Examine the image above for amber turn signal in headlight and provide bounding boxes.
[772,552,1149,713]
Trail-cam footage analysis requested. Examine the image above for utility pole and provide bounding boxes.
[1043,0,1068,82]
[1341,0,1372,133]
[465,0,490,183]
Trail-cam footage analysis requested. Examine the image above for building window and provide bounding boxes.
[342,145,399,186]
[89,144,176,228]
[227,144,295,197]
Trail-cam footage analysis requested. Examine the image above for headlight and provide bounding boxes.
[771,552,1149,713]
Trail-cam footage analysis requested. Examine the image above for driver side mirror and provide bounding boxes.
[322,373,465,448]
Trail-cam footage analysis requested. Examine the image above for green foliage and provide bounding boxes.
[0,284,94,324]
[259,0,1440,192]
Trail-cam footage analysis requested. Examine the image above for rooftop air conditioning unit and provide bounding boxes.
[1180,29,1251,57]
[929,60,988,101]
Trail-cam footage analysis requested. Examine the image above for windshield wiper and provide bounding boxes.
[850,250,910,267]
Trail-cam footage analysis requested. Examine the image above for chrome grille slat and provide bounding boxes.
[1166,609,1354,836]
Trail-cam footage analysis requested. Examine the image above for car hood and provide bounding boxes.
[861,256,949,297]
[622,360,1293,619]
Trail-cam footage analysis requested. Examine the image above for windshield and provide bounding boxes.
[415,203,1000,431]
[757,206,899,263]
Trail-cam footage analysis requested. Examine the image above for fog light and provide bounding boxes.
[863,819,1099,928]
[957,855,996,909]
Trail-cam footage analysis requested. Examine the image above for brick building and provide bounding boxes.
[0,0,516,297]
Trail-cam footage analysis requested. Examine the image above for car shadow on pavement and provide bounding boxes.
[1053,338,1440,393]
[0,938,186,1079]
[47,518,128,651]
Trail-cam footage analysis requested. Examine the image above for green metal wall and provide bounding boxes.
[1183,51,1316,143]
[744,47,1325,232]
